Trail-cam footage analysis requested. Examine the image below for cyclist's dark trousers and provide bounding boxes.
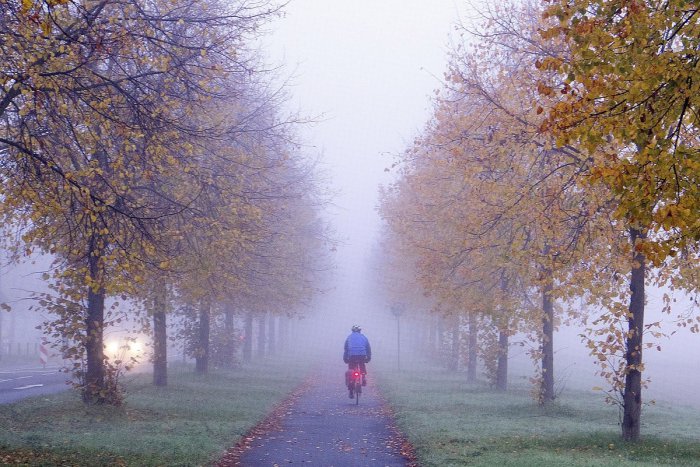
[347,356,367,374]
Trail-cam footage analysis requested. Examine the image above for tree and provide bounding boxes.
[540,0,700,441]
[0,0,282,403]
[151,281,169,387]
[159,77,329,375]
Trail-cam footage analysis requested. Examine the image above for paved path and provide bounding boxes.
[219,364,413,466]
[0,366,69,404]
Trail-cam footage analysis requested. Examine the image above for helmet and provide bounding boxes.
[351,325,361,332]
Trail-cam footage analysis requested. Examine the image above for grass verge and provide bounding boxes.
[377,362,700,466]
[0,357,313,466]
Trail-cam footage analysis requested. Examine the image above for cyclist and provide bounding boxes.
[343,325,371,398]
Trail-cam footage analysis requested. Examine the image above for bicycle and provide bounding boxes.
[346,363,363,405]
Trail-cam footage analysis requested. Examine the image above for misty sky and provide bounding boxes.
[268,0,471,245]
[266,1,474,336]
[265,1,700,405]
[1,0,699,409]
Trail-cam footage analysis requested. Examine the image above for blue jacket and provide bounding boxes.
[344,331,371,360]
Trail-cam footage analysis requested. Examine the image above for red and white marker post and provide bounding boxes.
[39,341,48,367]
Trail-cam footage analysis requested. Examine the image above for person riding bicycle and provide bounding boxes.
[343,325,371,397]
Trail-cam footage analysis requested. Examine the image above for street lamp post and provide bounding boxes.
[390,303,405,371]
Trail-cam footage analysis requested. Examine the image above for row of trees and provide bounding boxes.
[378,0,700,441]
[0,0,330,404]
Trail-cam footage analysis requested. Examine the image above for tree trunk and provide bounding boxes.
[622,227,646,441]
[496,329,508,391]
[0,311,3,361]
[449,315,459,371]
[496,274,509,391]
[9,312,15,351]
[0,270,3,361]
[278,316,288,351]
[437,316,445,365]
[152,283,168,386]
[195,300,210,374]
[257,312,266,357]
[243,312,253,362]
[467,313,478,383]
[541,271,555,403]
[85,285,105,401]
[223,305,235,368]
[84,249,106,403]
[268,314,276,355]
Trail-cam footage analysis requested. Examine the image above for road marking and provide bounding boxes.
[0,367,60,374]
[0,376,33,383]
[14,384,44,390]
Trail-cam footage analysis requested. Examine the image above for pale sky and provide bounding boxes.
[265,0,475,341]
[265,1,700,402]
[268,0,471,240]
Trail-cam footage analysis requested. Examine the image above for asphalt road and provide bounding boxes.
[222,364,413,467]
[0,366,70,404]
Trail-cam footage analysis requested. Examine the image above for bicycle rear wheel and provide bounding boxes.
[355,380,361,405]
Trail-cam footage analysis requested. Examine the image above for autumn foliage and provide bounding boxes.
[0,0,328,404]
[378,0,700,442]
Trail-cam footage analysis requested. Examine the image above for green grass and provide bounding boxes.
[377,362,700,466]
[0,357,313,466]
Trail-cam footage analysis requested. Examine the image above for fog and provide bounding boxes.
[2,0,700,415]
[264,0,470,353]
[546,290,700,409]
[264,0,700,411]
[0,253,50,353]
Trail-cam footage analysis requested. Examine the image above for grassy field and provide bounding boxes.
[0,357,313,466]
[377,362,700,466]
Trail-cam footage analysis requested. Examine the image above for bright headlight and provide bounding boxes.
[105,341,119,356]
